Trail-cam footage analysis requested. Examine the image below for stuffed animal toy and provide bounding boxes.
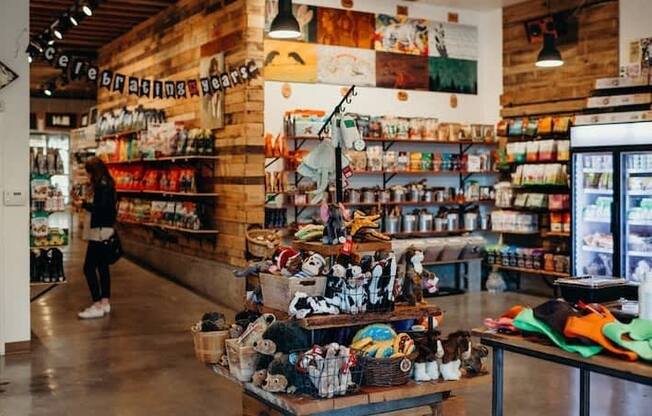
[200,312,228,332]
[293,252,326,278]
[297,139,351,205]
[462,344,489,376]
[237,313,277,347]
[334,266,368,315]
[412,330,444,382]
[439,330,472,381]
[261,354,303,394]
[398,246,431,306]
[367,251,397,312]
[230,309,262,338]
[323,204,347,245]
[297,343,357,398]
[252,353,275,387]
[269,247,301,276]
[325,263,346,298]
[233,259,273,278]
[289,292,341,319]
[345,210,381,238]
[253,321,309,356]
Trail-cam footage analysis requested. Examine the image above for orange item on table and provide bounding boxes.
[563,304,638,361]
[501,305,523,319]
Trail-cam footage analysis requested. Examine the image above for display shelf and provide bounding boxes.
[584,217,611,224]
[490,229,540,235]
[263,304,441,330]
[104,155,218,165]
[494,264,570,278]
[512,184,569,190]
[117,189,219,197]
[627,169,652,175]
[31,210,67,215]
[582,168,612,174]
[501,206,569,213]
[507,159,570,165]
[291,240,391,256]
[582,245,613,254]
[30,244,68,249]
[30,281,67,287]
[98,129,144,140]
[628,220,652,226]
[351,170,498,176]
[628,251,652,258]
[628,190,652,196]
[423,257,482,266]
[118,220,219,234]
[212,362,488,416]
[388,230,470,238]
[289,135,498,147]
[272,199,495,210]
[542,231,571,238]
[585,188,613,195]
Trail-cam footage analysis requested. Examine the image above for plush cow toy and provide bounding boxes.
[288,292,340,319]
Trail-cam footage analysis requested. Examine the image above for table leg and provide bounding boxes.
[580,368,590,416]
[492,347,504,416]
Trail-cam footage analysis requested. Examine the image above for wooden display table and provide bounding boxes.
[473,328,652,416]
[292,240,392,257]
[212,363,487,415]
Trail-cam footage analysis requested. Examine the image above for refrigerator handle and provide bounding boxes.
[610,201,616,236]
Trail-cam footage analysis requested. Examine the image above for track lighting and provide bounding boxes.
[52,21,64,40]
[68,12,79,27]
[26,42,41,63]
[269,0,301,39]
[43,82,55,97]
[81,1,98,17]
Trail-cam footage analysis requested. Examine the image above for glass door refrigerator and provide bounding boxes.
[571,121,652,281]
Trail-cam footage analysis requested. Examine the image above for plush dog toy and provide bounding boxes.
[289,292,340,319]
[439,330,472,381]
[261,354,303,394]
[297,343,357,398]
[412,329,444,382]
[462,344,489,376]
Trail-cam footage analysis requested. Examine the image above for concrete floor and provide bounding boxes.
[1,239,651,415]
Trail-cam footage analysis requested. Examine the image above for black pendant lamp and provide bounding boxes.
[269,0,301,39]
[536,33,564,68]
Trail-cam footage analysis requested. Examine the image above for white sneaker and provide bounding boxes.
[102,303,111,314]
[78,305,105,319]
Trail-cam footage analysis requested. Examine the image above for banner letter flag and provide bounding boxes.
[220,73,231,90]
[87,66,98,83]
[239,65,250,81]
[175,81,187,98]
[70,59,85,80]
[200,77,211,96]
[247,60,260,77]
[44,46,57,63]
[187,79,199,97]
[164,81,176,99]
[128,77,139,96]
[153,80,163,99]
[113,73,126,93]
[140,79,151,98]
[100,70,114,90]
[56,54,70,69]
[209,75,222,93]
[229,69,241,85]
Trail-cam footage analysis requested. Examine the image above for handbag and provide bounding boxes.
[102,231,123,265]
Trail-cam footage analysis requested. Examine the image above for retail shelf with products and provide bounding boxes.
[104,155,219,165]
[118,220,219,235]
[291,240,391,256]
[628,251,652,258]
[117,189,219,198]
[507,159,570,165]
[585,188,614,195]
[388,229,471,238]
[424,257,482,266]
[542,231,571,238]
[582,246,613,254]
[30,281,67,287]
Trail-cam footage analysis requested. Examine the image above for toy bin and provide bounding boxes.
[191,324,230,364]
[260,273,327,313]
[225,339,257,382]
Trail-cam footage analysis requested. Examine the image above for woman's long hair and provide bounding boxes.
[85,157,115,189]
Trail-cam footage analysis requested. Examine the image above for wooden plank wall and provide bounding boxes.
[96,0,265,266]
[501,0,619,118]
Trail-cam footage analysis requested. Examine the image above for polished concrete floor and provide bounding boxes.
[1,239,651,415]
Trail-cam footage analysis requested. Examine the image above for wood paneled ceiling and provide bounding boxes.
[30,0,178,98]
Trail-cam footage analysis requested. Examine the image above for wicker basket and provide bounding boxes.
[191,324,230,364]
[246,227,280,259]
[358,352,417,387]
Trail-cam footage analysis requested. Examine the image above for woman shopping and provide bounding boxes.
[74,157,118,319]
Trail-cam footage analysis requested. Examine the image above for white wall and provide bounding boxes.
[264,0,503,134]
[0,0,30,353]
[619,0,652,67]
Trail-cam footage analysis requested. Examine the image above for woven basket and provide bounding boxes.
[191,324,230,364]
[246,227,280,259]
[358,352,417,387]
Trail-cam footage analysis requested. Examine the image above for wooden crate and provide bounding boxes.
[259,273,327,312]
[225,338,257,382]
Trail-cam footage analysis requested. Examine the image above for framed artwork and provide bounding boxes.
[0,61,19,91]
[199,52,225,129]
[265,0,317,42]
[264,40,318,83]
[374,14,428,56]
[317,46,375,87]
[376,52,429,91]
[428,22,478,61]
[428,57,478,95]
[316,7,375,49]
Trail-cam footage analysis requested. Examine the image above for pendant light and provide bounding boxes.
[536,33,563,68]
[269,0,301,39]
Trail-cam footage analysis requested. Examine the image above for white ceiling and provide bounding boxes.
[415,0,528,11]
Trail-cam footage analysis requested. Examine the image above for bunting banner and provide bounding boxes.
[35,45,260,100]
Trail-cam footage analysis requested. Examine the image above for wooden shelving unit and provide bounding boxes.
[117,189,219,197]
[105,155,219,165]
[291,240,391,256]
[118,220,219,235]
[494,264,570,278]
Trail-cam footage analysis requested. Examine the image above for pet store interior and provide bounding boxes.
[1,0,652,415]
